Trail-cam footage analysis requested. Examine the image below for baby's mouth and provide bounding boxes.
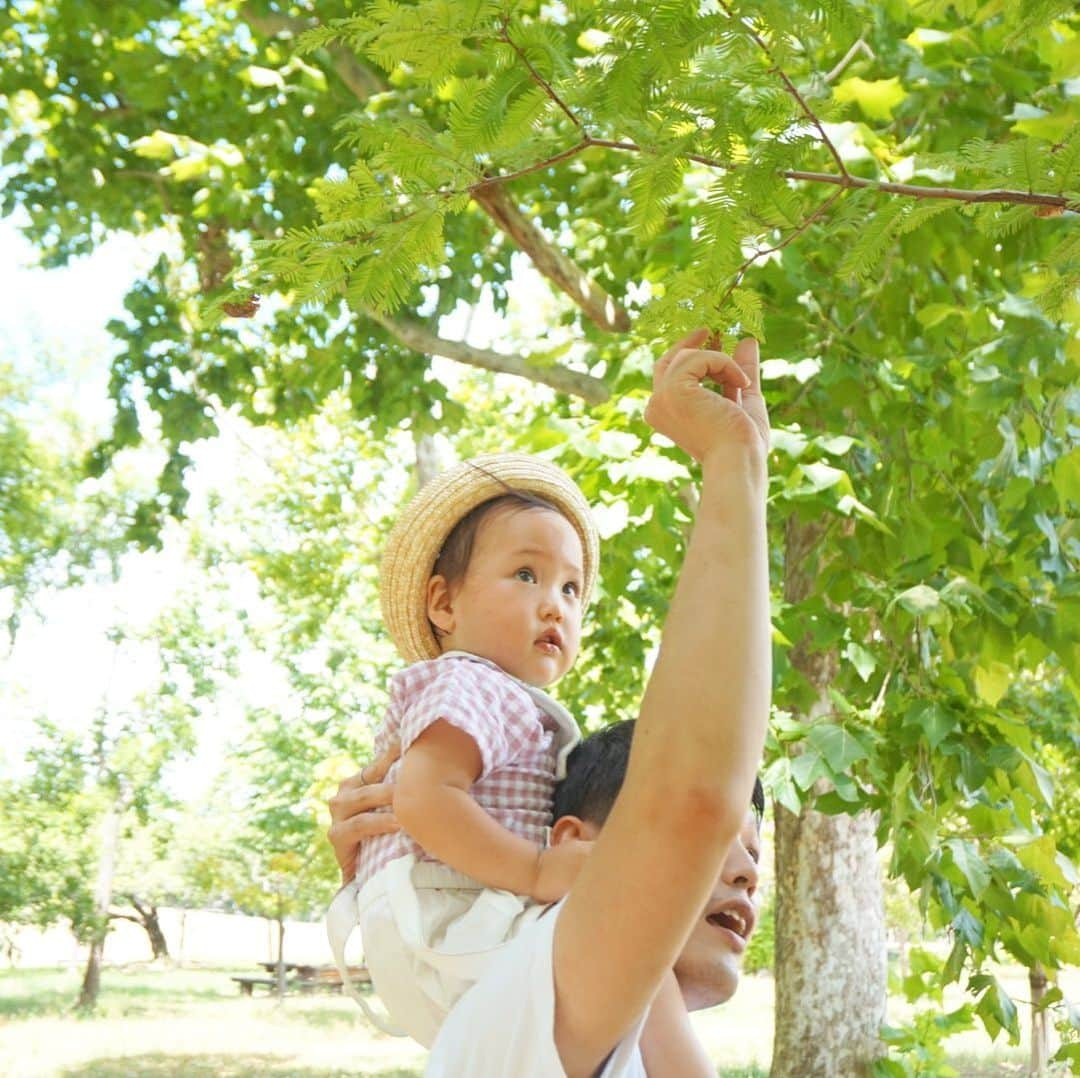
[536,629,563,653]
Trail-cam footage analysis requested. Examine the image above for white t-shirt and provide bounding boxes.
[426,900,648,1077]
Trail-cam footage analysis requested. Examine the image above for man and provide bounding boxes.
[329,329,770,1074]
[329,719,764,1073]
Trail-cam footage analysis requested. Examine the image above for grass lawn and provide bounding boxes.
[0,963,1064,1076]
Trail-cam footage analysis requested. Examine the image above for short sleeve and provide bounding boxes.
[392,659,542,778]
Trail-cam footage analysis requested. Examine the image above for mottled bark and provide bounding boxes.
[772,798,887,1076]
[771,514,887,1076]
[77,804,121,1010]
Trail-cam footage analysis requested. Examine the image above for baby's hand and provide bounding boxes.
[644,329,770,469]
[530,838,595,903]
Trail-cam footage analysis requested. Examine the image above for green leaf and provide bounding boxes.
[973,662,1011,706]
[833,77,908,121]
[947,839,991,898]
[806,723,869,773]
[972,975,1019,1042]
[904,701,955,751]
[895,584,940,616]
[844,642,876,682]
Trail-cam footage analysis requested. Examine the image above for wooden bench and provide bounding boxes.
[231,974,283,996]
[232,966,372,995]
[295,965,372,992]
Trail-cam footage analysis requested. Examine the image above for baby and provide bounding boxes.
[327,453,597,1046]
[328,452,714,1067]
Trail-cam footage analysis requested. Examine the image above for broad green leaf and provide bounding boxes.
[833,76,908,120]
[973,662,1011,706]
[807,722,869,772]
[947,839,991,898]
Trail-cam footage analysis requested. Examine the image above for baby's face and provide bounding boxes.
[435,506,585,687]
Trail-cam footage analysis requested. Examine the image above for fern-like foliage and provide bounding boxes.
[237,0,1076,331]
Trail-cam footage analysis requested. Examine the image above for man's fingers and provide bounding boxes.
[328,811,401,846]
[364,739,400,784]
[654,327,711,391]
[666,347,752,393]
[328,779,396,823]
[731,338,761,391]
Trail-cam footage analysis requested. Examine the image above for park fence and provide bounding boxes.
[0,907,335,969]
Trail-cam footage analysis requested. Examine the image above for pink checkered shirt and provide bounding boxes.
[354,653,581,893]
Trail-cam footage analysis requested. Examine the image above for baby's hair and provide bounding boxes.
[428,465,569,640]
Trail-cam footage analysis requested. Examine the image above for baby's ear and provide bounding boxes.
[426,574,455,635]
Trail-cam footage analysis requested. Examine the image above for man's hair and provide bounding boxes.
[552,719,766,827]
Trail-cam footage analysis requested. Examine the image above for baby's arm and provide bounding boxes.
[393,719,590,902]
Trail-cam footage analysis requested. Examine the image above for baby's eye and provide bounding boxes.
[515,568,536,583]
[563,581,580,597]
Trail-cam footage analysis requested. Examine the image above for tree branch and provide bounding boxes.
[784,170,1076,209]
[362,308,611,404]
[469,180,630,332]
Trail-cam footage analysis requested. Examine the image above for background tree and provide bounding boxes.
[2,0,1078,1070]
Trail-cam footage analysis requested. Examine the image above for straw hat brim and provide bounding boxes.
[380,454,599,665]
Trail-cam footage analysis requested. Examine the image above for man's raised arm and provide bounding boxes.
[552,330,771,1076]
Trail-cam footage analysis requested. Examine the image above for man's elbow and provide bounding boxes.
[661,782,750,849]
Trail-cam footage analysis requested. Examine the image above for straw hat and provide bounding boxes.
[380,453,599,664]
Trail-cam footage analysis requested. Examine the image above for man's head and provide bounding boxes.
[426,494,585,687]
[551,720,764,1010]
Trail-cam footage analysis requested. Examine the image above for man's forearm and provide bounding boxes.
[632,457,770,821]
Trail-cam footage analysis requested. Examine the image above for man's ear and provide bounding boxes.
[426,574,455,635]
[550,815,600,846]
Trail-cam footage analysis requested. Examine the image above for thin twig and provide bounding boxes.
[716,0,849,179]
[717,188,846,310]
[824,35,874,84]
[498,15,584,134]
[468,140,593,191]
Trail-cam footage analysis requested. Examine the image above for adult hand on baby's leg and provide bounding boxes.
[645,328,770,469]
[327,739,402,884]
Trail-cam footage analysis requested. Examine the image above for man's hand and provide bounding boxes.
[531,838,595,904]
[327,740,401,884]
[644,329,769,469]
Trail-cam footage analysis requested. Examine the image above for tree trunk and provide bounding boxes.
[772,800,887,1076]
[770,515,888,1076]
[414,431,441,488]
[1029,962,1049,1077]
[130,894,169,961]
[77,803,121,1010]
[275,892,287,1000]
